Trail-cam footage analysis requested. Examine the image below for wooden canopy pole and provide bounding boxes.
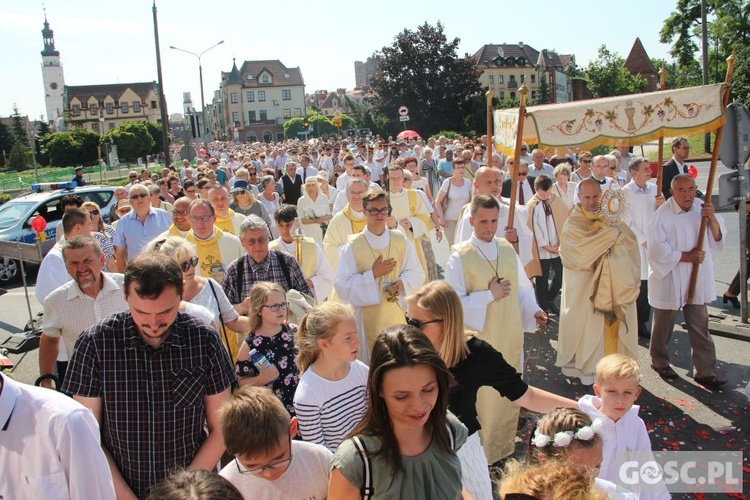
[688,53,737,303]
[486,90,494,167]
[655,66,667,194]
[506,85,529,229]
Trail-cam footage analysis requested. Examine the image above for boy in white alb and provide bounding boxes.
[219,386,333,499]
[578,354,670,499]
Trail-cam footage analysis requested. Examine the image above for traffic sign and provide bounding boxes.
[399,116,410,122]
[333,110,342,118]
[720,103,750,168]
[398,106,409,116]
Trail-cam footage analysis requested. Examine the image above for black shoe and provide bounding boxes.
[694,375,727,388]
[723,294,740,309]
[638,328,651,339]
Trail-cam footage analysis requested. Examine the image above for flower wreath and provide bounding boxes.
[530,418,603,448]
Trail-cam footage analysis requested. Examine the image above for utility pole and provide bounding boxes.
[152,1,171,166]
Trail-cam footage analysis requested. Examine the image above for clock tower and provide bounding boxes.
[41,12,65,124]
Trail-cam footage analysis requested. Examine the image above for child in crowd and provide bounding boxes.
[147,470,243,500]
[235,282,299,416]
[293,302,368,451]
[528,408,636,499]
[579,354,669,499]
[218,386,333,499]
[526,174,567,314]
[499,460,608,500]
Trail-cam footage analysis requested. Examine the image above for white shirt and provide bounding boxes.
[528,163,554,178]
[454,202,533,266]
[43,273,128,358]
[299,165,319,181]
[0,373,116,500]
[531,201,559,260]
[35,243,70,304]
[272,237,334,303]
[220,440,332,500]
[647,197,725,309]
[444,235,540,335]
[623,180,658,279]
[336,172,351,191]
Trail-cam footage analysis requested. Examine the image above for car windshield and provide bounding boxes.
[0,201,36,229]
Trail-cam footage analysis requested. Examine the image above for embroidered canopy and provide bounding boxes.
[493,83,726,155]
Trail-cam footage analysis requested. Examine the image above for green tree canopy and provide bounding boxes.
[102,121,156,161]
[370,21,483,137]
[10,104,29,145]
[583,46,648,98]
[46,127,100,167]
[7,141,32,170]
[0,122,13,166]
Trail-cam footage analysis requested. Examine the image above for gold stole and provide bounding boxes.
[167,224,185,237]
[343,205,367,234]
[186,228,226,281]
[455,238,523,463]
[268,237,318,279]
[215,208,237,235]
[351,230,407,352]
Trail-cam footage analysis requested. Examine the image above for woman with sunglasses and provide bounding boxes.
[570,150,593,183]
[82,201,117,272]
[147,236,251,361]
[405,281,576,500]
[329,325,470,499]
[235,281,300,416]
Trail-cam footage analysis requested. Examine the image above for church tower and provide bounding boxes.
[41,11,65,123]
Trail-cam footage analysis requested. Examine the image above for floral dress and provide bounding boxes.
[242,324,299,415]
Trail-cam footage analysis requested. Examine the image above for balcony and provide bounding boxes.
[508,81,518,89]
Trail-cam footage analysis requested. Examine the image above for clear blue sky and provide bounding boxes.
[1,0,683,122]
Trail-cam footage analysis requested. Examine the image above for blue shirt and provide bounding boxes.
[438,159,453,176]
[113,207,172,261]
[216,168,229,186]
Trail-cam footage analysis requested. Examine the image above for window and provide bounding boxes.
[106,103,114,114]
[258,91,266,102]
[521,74,526,83]
[293,108,302,117]
[72,105,80,116]
[230,92,238,103]
[133,101,140,112]
[232,111,240,123]
[488,75,494,84]
[248,110,256,122]
[499,91,505,100]
[121,102,129,113]
[247,91,255,102]
[259,110,267,121]
[283,108,291,118]
[531,91,537,99]
[109,123,115,130]
[498,75,504,84]
[509,75,516,82]
[90,105,98,116]
[263,131,273,142]
[531,74,536,83]
[282,89,291,100]
[261,74,269,83]
[92,122,100,133]
[510,92,516,100]
[151,100,157,109]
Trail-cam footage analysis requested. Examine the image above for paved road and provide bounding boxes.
[1,167,747,497]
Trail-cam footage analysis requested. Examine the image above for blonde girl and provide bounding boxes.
[293,302,368,451]
[235,281,299,416]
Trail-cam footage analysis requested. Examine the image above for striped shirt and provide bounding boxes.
[294,360,368,451]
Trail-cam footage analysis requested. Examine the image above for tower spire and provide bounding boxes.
[41,8,59,57]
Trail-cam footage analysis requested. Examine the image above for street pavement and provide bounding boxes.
[1,165,748,497]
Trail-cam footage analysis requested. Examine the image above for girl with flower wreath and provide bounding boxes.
[405,281,577,500]
[528,407,637,499]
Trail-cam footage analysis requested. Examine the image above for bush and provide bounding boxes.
[0,193,11,206]
[102,121,157,161]
[7,141,33,170]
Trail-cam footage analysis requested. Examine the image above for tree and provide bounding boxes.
[47,132,82,167]
[732,43,750,105]
[0,122,13,167]
[7,141,32,170]
[583,46,648,98]
[532,75,551,105]
[10,104,29,145]
[102,121,156,161]
[370,21,483,137]
[344,96,390,137]
[142,121,164,153]
[651,58,702,89]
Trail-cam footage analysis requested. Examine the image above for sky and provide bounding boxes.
[1,0,683,123]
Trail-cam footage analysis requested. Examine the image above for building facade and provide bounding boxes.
[41,14,65,125]
[219,59,305,143]
[354,57,379,88]
[64,82,163,134]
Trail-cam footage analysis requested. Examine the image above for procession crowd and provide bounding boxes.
[1,133,726,499]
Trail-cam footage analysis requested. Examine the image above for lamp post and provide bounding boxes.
[169,41,224,147]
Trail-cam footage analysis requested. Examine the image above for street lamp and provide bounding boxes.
[169,40,224,146]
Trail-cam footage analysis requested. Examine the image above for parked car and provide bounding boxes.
[0,183,116,284]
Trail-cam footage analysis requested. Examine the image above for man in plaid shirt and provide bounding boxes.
[62,252,235,499]
[222,214,312,311]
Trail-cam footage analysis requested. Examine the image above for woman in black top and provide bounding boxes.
[406,280,576,500]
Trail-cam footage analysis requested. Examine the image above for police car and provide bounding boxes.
[0,182,117,284]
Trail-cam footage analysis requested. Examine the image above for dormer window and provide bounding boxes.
[261,74,269,83]
[247,74,254,80]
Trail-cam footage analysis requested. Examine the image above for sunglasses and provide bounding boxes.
[180,256,199,272]
[130,193,148,200]
[88,210,100,216]
[405,315,444,329]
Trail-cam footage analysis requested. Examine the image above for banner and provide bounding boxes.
[493,83,726,155]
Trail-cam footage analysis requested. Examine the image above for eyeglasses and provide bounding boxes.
[263,301,289,312]
[189,215,215,223]
[129,175,137,179]
[235,435,292,475]
[88,210,100,216]
[249,172,257,176]
[173,209,189,216]
[130,193,148,200]
[521,147,528,151]
[580,159,592,164]
[179,256,199,272]
[243,236,269,246]
[186,189,196,194]
[117,208,131,214]
[405,315,444,329]
[365,207,391,216]
[518,171,529,177]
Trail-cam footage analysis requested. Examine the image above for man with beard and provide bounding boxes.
[62,252,235,499]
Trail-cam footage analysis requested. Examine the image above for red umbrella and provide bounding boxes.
[397,130,420,139]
